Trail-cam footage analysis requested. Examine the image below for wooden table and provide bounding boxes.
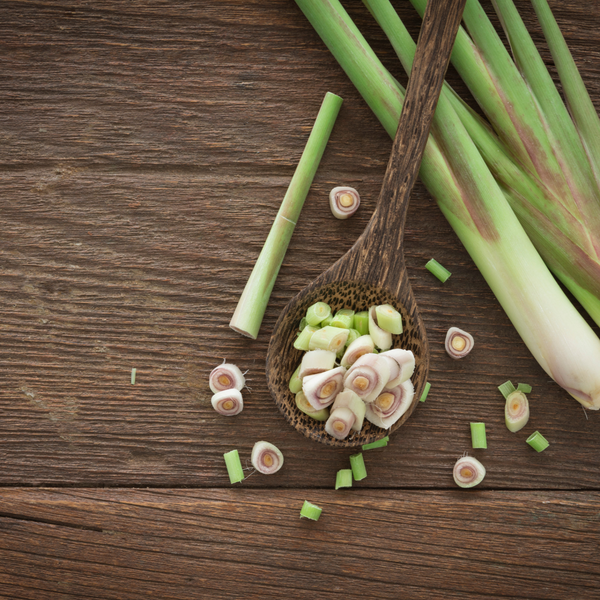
[1,1,599,598]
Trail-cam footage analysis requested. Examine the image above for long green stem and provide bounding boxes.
[229,92,342,339]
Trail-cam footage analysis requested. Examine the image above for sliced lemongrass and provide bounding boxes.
[131,368,136,385]
[321,314,333,327]
[299,317,308,331]
[340,334,375,368]
[517,383,532,394]
[526,430,550,452]
[306,301,331,326]
[453,456,486,488]
[330,308,355,329]
[354,311,369,336]
[325,407,356,440]
[295,390,330,421]
[505,390,530,433]
[425,258,452,283]
[303,366,346,409]
[375,304,403,335]
[335,468,353,489]
[445,327,474,359]
[331,389,366,432]
[362,436,389,450]
[470,422,487,449]
[498,380,517,399]
[343,353,391,403]
[294,324,319,352]
[379,348,415,387]
[223,449,244,484]
[349,453,367,480]
[345,328,361,347]
[329,186,360,219]
[211,389,244,416]
[419,381,431,402]
[368,305,392,350]
[308,325,349,352]
[300,500,322,520]
[299,349,337,379]
[289,364,303,394]
[209,362,246,393]
[251,441,284,475]
[365,379,414,429]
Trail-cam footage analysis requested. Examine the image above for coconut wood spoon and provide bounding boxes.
[266,0,466,447]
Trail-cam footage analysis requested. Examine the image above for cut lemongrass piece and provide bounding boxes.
[505,390,530,433]
[362,436,389,450]
[453,456,486,488]
[345,328,361,347]
[321,314,333,327]
[223,449,244,484]
[289,364,303,394]
[329,186,360,219]
[294,325,319,352]
[335,469,353,490]
[325,407,356,440]
[419,381,431,402]
[299,317,308,331]
[300,500,322,521]
[330,309,355,329]
[306,301,331,326]
[498,380,517,399]
[308,325,349,352]
[209,362,245,394]
[295,390,330,421]
[527,430,550,452]
[211,389,244,416]
[349,453,367,481]
[445,327,474,359]
[340,334,375,368]
[470,422,487,449]
[375,304,403,335]
[303,366,346,409]
[251,441,284,475]
[299,349,337,379]
[365,379,414,429]
[517,383,532,394]
[354,311,369,336]
[368,306,392,350]
[343,353,390,403]
[331,389,366,432]
[379,348,415,387]
[425,258,451,283]
[131,368,136,385]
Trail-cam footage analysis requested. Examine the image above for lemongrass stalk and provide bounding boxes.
[229,92,343,339]
[470,422,487,449]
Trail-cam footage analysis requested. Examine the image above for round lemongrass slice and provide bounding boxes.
[325,407,356,440]
[308,326,349,353]
[251,441,284,475]
[329,186,360,219]
[209,362,245,393]
[365,379,414,429]
[299,349,337,379]
[368,306,392,350]
[445,327,474,359]
[340,334,375,368]
[379,348,415,388]
[505,390,530,433]
[453,456,486,488]
[343,353,390,403]
[211,389,244,416]
[303,366,346,410]
[331,389,366,432]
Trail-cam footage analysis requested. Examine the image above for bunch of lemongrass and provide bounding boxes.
[294,0,600,408]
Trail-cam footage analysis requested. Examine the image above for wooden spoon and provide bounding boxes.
[266,0,466,447]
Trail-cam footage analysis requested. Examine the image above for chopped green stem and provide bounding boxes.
[354,311,369,336]
[289,364,303,394]
[330,309,355,329]
[498,380,516,399]
[308,325,349,352]
[306,302,332,326]
[335,469,353,490]
[425,258,451,282]
[470,422,487,449]
[131,368,136,385]
[362,436,389,450]
[375,304,402,334]
[526,430,550,452]
[349,453,367,481]
[223,449,244,484]
[516,383,532,394]
[419,381,431,403]
[294,325,319,352]
[300,500,322,521]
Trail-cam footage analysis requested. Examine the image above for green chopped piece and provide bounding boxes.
[419,381,431,402]
[308,325,349,352]
[330,308,355,329]
[306,302,331,326]
[289,364,303,394]
[300,500,322,521]
[425,258,451,283]
[335,468,353,489]
[349,453,367,481]
[223,449,244,484]
[498,380,517,399]
[375,304,403,334]
[299,317,308,331]
[320,314,333,327]
[517,383,532,394]
[527,430,550,452]
[131,368,136,385]
[345,328,361,347]
[362,436,389,450]
[470,422,487,449]
[295,390,330,421]
[354,311,369,335]
[294,325,319,351]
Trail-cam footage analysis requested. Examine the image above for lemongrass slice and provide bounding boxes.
[526,431,550,452]
[251,441,284,474]
[505,390,530,433]
[209,362,245,393]
[303,366,346,409]
[343,353,391,403]
[308,325,349,352]
[325,407,356,440]
[379,348,415,388]
[335,468,353,489]
[426,258,451,283]
[306,301,331,326]
[453,456,486,488]
[330,308,355,329]
[295,390,330,421]
[470,422,487,449]
[368,306,392,350]
[300,500,322,520]
[223,449,244,484]
[354,311,369,335]
[331,389,366,431]
[294,325,319,352]
[362,436,389,450]
[349,453,367,480]
[445,327,474,359]
[375,304,403,335]
[329,186,360,219]
[340,334,375,368]
[289,364,303,394]
[211,389,244,416]
[299,349,337,379]
[365,379,414,429]
[419,381,431,402]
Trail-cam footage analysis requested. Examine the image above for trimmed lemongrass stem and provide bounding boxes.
[470,422,487,449]
[325,407,356,440]
[300,500,322,520]
[365,380,414,429]
[223,449,244,484]
[368,306,392,350]
[453,456,486,488]
[211,389,244,416]
[308,325,349,352]
[295,390,330,421]
[419,381,431,402]
[306,302,331,327]
[331,389,367,432]
[349,453,367,481]
[209,362,245,393]
[340,334,375,368]
[425,258,451,282]
[302,366,346,410]
[380,348,415,387]
[375,304,402,335]
[517,383,532,394]
[362,436,389,450]
[527,430,550,452]
[445,327,474,359]
[354,311,369,336]
[289,364,303,394]
[299,349,337,379]
[251,441,284,475]
[498,380,516,399]
[329,186,360,219]
[344,328,361,347]
[335,469,353,490]
[505,390,530,433]
[296,0,600,408]
[330,309,355,329]
[229,92,343,339]
[294,325,318,352]
[343,353,390,403]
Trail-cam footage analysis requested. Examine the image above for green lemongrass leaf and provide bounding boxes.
[362,436,389,450]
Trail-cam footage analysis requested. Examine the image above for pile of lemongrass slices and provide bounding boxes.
[289,302,415,440]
